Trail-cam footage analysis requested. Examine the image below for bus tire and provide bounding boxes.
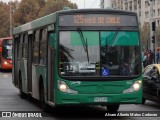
[19,73,26,99]
[39,82,49,112]
[142,97,146,104]
[106,104,120,113]
[0,64,2,71]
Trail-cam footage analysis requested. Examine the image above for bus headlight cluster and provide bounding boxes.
[123,80,142,93]
[58,80,78,94]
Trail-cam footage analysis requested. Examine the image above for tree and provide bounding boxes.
[13,0,46,25]
[13,0,77,26]
[140,23,150,50]
[39,0,77,17]
[0,2,10,37]
[0,0,78,37]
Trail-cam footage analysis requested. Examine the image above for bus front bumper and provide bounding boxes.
[55,90,142,105]
[1,63,12,69]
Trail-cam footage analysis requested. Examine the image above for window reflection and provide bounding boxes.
[59,31,141,77]
[59,31,100,76]
[100,31,140,76]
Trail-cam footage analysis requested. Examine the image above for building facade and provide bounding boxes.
[100,0,111,8]
[102,0,160,27]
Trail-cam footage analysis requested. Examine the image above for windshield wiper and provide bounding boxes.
[85,38,89,63]
[77,27,89,63]
[108,27,121,47]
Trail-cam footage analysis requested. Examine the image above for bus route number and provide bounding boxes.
[64,63,78,74]
[66,65,77,72]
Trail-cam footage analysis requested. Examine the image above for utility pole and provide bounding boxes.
[149,0,153,51]
[100,0,112,9]
[9,0,12,36]
[100,0,104,8]
[149,0,157,63]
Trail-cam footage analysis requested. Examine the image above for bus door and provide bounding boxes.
[13,36,19,86]
[27,33,33,94]
[21,34,28,94]
[47,32,55,103]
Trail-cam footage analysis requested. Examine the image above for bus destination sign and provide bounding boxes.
[59,14,137,27]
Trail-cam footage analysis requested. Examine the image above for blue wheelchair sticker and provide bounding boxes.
[101,68,109,76]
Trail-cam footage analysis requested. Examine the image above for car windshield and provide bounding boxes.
[2,39,12,60]
[59,31,140,77]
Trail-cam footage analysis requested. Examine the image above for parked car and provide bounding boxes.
[142,64,160,104]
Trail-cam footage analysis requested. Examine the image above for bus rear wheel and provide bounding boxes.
[19,73,26,99]
[40,84,49,112]
[106,104,120,113]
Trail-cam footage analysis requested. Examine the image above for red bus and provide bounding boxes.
[0,37,13,70]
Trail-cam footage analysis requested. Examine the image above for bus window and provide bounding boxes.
[59,31,140,77]
[100,31,140,76]
[33,30,40,64]
[18,35,23,59]
[23,34,28,58]
[39,28,47,65]
[2,39,13,60]
[59,31,100,76]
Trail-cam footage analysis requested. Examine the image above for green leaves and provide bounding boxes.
[13,0,77,25]
[0,0,77,37]
[0,2,10,37]
[39,0,77,17]
[13,0,46,24]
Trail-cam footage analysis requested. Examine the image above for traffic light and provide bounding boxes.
[152,21,156,31]
[152,35,155,43]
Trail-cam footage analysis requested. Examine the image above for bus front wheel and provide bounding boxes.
[142,97,146,104]
[106,104,120,113]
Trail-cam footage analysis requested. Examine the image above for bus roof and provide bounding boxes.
[57,8,137,15]
[0,36,13,41]
[0,36,12,46]
[13,9,137,35]
[13,12,57,35]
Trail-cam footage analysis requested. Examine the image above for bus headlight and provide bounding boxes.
[59,83,67,91]
[4,61,8,65]
[58,80,78,94]
[123,80,141,93]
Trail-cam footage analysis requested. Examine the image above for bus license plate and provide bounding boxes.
[94,97,107,102]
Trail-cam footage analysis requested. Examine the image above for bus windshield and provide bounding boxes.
[59,31,140,77]
[2,39,12,60]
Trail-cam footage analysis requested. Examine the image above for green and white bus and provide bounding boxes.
[13,9,142,112]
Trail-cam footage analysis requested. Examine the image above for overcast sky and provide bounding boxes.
[1,0,16,3]
[1,0,9,2]
[2,0,100,9]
